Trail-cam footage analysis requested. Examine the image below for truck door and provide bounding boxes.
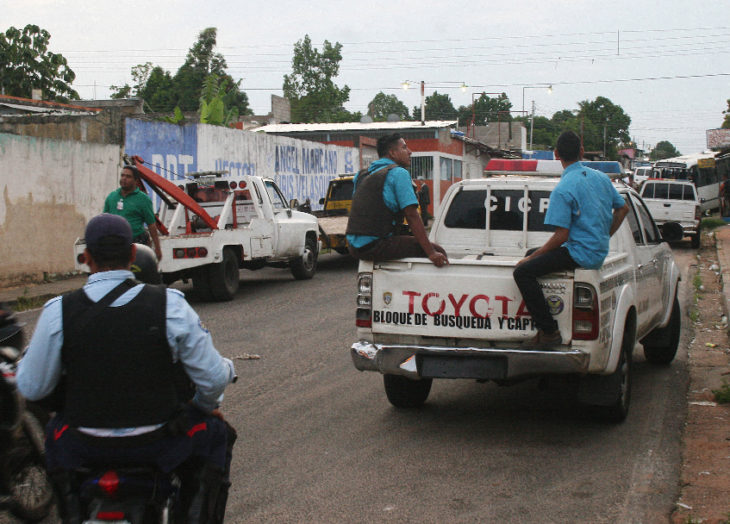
[263,179,301,256]
[629,194,665,326]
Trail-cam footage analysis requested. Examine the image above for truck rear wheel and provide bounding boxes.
[291,237,318,280]
[383,374,432,408]
[209,247,240,301]
[580,316,634,423]
[642,294,680,365]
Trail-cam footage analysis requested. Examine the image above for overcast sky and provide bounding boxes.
[5,0,729,154]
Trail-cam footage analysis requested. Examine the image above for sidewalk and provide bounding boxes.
[0,274,87,309]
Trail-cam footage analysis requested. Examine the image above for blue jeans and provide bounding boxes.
[513,247,578,334]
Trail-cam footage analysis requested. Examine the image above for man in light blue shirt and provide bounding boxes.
[513,131,629,348]
[346,133,448,267]
[17,213,236,523]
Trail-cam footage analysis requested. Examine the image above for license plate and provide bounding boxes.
[418,355,507,380]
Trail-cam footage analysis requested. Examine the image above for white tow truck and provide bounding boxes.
[351,160,682,422]
[75,156,319,301]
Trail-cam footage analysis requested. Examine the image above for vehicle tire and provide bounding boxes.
[691,222,701,249]
[580,317,634,423]
[209,248,240,301]
[4,412,54,522]
[291,237,318,280]
[192,266,214,302]
[383,374,432,408]
[642,294,681,365]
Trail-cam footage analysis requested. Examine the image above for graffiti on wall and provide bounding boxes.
[274,145,355,207]
[124,120,359,211]
[214,159,257,177]
[124,120,197,182]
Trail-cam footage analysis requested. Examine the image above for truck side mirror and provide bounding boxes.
[289,198,299,209]
[319,197,325,205]
[660,222,684,243]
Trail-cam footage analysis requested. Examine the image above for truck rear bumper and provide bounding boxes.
[351,340,589,380]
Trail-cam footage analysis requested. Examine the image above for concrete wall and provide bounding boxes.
[125,120,359,210]
[0,108,125,145]
[0,133,121,285]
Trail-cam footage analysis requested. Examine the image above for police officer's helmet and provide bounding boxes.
[131,244,161,284]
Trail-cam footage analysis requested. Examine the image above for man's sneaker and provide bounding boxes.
[522,329,562,350]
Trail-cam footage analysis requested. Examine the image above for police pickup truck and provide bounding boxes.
[75,159,319,302]
[350,160,682,422]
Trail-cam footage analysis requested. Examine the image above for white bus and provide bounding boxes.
[653,152,719,213]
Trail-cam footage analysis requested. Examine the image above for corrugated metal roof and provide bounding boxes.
[255,120,457,133]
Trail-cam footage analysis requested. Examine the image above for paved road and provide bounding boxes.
[9,247,696,523]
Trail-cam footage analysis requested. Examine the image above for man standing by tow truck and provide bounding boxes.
[104,165,163,261]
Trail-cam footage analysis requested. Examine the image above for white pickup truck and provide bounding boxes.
[351,163,682,422]
[639,179,702,248]
[75,161,319,302]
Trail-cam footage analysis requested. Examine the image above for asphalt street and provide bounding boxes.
[9,247,696,523]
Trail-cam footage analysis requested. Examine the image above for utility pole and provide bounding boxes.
[529,100,535,151]
[420,80,425,126]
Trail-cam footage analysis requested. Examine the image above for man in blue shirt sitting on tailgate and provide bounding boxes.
[17,213,237,524]
[346,133,448,267]
[513,131,629,349]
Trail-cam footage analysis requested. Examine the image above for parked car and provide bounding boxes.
[640,179,702,248]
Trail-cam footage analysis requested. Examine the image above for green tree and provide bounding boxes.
[722,99,730,129]
[367,91,410,121]
[0,24,78,101]
[576,96,631,159]
[140,66,176,112]
[456,93,512,126]
[113,28,251,117]
[110,62,153,100]
[282,35,351,123]
[199,73,238,126]
[650,140,681,161]
[413,91,457,121]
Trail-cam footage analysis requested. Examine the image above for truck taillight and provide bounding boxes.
[356,272,373,328]
[573,284,599,340]
[173,247,209,259]
[695,206,701,220]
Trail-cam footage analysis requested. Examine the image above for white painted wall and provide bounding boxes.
[0,133,121,283]
[196,125,359,209]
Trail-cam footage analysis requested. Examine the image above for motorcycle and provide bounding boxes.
[0,304,55,522]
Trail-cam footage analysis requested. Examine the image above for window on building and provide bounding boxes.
[440,157,453,182]
[454,160,462,180]
[411,156,434,180]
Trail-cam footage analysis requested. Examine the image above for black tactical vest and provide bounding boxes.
[346,164,401,238]
[61,282,180,428]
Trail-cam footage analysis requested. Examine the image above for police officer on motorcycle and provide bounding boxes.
[17,213,237,524]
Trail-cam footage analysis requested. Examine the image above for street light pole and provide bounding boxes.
[521,84,553,113]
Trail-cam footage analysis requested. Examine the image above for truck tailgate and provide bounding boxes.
[370,257,574,342]
[644,199,695,223]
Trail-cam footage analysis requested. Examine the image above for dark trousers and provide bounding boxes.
[513,247,579,333]
[132,231,151,246]
[44,405,231,474]
[349,235,446,262]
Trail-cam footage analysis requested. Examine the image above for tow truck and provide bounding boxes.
[75,156,319,301]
